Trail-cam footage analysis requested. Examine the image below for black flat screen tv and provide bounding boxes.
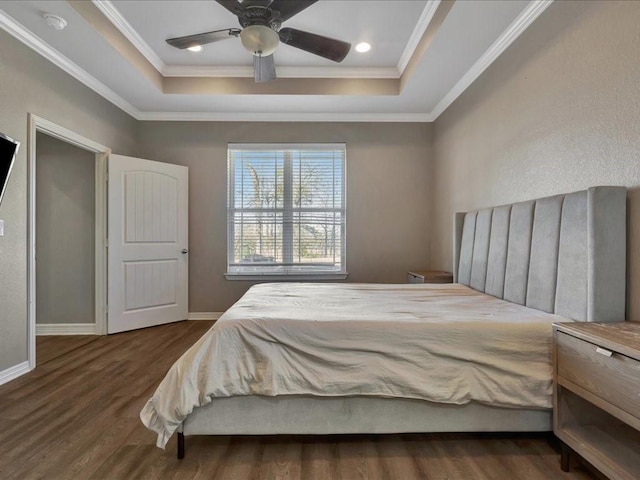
[0,132,19,207]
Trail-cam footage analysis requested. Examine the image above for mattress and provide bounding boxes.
[141,282,571,448]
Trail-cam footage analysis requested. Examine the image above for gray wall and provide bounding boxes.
[0,30,137,371]
[137,121,433,312]
[36,133,95,325]
[430,0,640,319]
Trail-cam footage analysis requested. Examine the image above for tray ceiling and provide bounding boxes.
[0,0,554,121]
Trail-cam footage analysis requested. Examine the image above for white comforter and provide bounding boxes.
[141,283,570,448]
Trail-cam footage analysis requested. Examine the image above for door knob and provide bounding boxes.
[181,249,189,254]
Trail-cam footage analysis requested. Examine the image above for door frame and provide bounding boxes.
[27,114,110,369]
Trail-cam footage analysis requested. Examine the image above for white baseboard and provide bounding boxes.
[0,361,31,386]
[36,323,97,335]
[187,312,223,321]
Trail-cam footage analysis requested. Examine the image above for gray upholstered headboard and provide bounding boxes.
[453,186,626,323]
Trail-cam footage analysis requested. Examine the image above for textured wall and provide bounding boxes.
[137,121,433,312]
[36,133,95,325]
[431,1,640,319]
[0,31,137,371]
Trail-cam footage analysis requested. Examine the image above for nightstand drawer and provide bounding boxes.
[557,331,640,419]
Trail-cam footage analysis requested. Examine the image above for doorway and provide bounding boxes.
[27,114,109,369]
[35,132,98,364]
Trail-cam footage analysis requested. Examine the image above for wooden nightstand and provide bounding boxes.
[553,322,640,480]
[407,270,453,284]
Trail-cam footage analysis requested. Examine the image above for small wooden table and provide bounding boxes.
[553,321,640,480]
[407,270,453,284]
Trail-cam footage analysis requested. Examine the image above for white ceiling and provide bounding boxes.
[117,0,427,68]
[0,0,554,121]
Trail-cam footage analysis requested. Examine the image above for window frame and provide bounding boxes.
[225,143,348,281]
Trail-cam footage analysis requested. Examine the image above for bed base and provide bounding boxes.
[176,395,551,458]
[165,186,626,459]
[177,432,185,459]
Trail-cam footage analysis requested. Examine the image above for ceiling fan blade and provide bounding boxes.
[270,0,318,22]
[215,0,241,15]
[279,28,351,62]
[166,28,241,49]
[254,54,277,83]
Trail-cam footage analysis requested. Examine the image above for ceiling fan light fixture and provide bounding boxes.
[240,25,279,56]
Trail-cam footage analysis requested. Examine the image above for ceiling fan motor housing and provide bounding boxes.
[237,3,282,30]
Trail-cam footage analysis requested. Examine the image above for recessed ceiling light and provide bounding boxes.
[355,42,371,53]
[187,45,203,53]
[43,13,67,31]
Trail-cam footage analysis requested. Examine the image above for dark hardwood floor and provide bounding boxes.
[36,334,100,365]
[0,321,598,479]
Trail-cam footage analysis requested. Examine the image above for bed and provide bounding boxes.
[140,186,627,457]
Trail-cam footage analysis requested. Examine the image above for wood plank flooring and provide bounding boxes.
[0,321,599,479]
[36,335,100,365]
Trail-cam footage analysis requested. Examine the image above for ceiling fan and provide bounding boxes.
[166,0,352,83]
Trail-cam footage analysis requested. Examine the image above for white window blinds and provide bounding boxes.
[227,144,346,277]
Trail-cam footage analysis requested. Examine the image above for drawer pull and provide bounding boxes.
[595,347,613,357]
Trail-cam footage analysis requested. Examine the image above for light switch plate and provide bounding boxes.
[0,219,4,236]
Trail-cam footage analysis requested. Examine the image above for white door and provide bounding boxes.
[107,154,188,334]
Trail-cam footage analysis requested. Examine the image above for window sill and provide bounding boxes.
[225,273,349,282]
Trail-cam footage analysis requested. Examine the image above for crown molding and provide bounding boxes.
[163,65,400,79]
[397,0,440,75]
[163,65,256,78]
[260,66,401,79]
[429,0,554,120]
[136,111,436,123]
[92,0,165,73]
[0,9,140,118]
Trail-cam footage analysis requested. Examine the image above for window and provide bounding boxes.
[227,144,346,279]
